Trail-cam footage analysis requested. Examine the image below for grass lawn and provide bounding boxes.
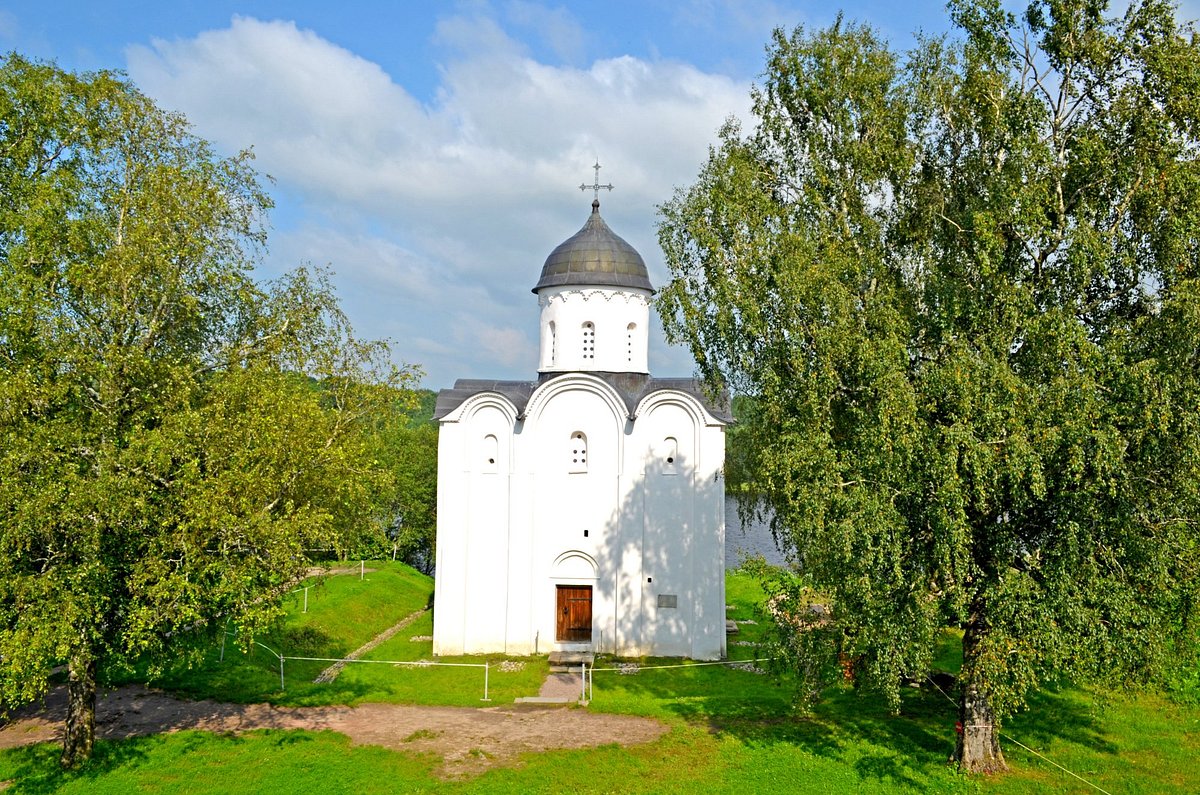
[3,564,1198,793]
[116,560,547,707]
[0,731,443,795]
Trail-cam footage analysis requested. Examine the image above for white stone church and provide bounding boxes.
[431,191,729,660]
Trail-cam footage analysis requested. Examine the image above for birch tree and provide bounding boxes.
[658,0,1200,772]
[0,55,416,767]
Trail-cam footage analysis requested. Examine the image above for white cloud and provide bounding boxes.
[470,323,537,368]
[433,10,528,60]
[504,1,586,63]
[126,14,751,387]
[268,223,532,383]
[271,225,442,303]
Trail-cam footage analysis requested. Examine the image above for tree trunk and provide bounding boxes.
[956,676,1007,773]
[60,648,97,769]
[955,621,1008,774]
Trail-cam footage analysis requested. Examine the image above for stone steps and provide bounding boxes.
[548,651,594,673]
[515,669,590,705]
[513,695,574,704]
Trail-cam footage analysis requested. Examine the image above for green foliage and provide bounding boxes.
[405,389,438,426]
[364,391,438,572]
[657,0,1200,764]
[724,395,765,496]
[0,53,421,762]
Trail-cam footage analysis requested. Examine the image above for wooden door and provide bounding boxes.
[555,585,592,642]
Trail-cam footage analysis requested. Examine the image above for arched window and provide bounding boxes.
[482,434,499,473]
[582,321,595,360]
[626,322,637,363]
[569,431,588,473]
[549,321,557,365]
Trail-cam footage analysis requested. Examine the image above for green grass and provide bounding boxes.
[6,564,1200,793]
[333,610,549,706]
[0,731,442,794]
[981,687,1200,794]
[118,560,547,707]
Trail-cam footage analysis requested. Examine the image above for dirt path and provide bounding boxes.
[313,608,427,683]
[0,686,667,777]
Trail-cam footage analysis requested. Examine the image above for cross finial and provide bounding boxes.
[579,161,614,202]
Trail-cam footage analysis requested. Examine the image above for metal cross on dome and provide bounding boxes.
[579,161,614,201]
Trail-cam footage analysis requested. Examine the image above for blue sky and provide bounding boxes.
[4,1,1196,388]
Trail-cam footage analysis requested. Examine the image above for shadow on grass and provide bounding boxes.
[596,663,950,788]
[0,730,338,795]
[598,655,1125,790]
[0,735,158,795]
[104,563,443,710]
[110,625,395,708]
[1002,684,1120,757]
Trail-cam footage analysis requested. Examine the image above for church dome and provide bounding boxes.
[532,200,654,293]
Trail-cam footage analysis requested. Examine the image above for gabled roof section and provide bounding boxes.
[433,380,535,421]
[435,372,732,425]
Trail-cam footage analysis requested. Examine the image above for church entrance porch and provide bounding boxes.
[555,585,593,642]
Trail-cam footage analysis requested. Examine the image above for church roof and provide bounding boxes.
[434,372,732,423]
[532,200,654,293]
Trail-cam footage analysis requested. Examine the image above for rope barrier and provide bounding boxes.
[282,655,484,668]
[999,732,1113,795]
[591,657,775,672]
[221,631,491,700]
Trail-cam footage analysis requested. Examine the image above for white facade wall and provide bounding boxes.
[432,373,727,660]
[537,287,651,374]
[432,397,517,656]
[632,393,727,659]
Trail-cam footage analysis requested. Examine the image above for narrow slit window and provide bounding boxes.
[569,431,588,473]
[549,320,557,365]
[482,434,499,473]
[662,437,679,475]
[626,322,636,363]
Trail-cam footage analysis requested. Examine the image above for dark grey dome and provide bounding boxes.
[532,200,654,293]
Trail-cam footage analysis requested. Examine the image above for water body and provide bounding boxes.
[724,496,788,570]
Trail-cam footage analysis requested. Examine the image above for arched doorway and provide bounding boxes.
[551,550,598,645]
